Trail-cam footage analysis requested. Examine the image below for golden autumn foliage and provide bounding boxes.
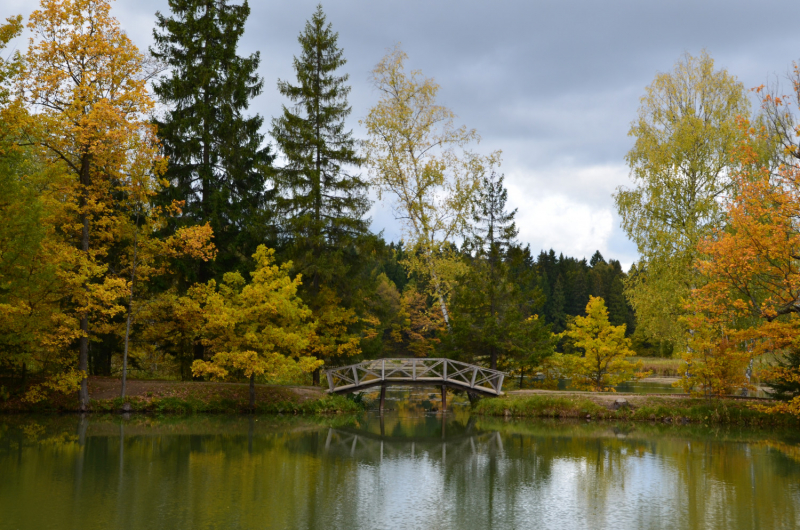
[561,297,647,391]
[301,286,362,364]
[0,0,219,405]
[1,14,83,397]
[361,46,501,327]
[191,246,322,407]
[390,283,446,358]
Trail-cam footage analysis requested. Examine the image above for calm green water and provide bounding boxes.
[2,399,800,529]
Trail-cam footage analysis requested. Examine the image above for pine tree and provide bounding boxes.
[550,277,567,333]
[271,4,368,254]
[151,0,273,283]
[568,266,589,316]
[469,171,518,260]
[589,250,606,268]
[270,6,371,380]
[451,172,522,369]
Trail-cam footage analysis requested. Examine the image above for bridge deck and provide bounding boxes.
[324,358,505,396]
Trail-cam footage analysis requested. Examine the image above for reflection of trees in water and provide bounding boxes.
[360,384,472,414]
[2,416,800,529]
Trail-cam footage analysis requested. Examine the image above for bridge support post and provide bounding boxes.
[441,385,447,412]
[380,384,386,413]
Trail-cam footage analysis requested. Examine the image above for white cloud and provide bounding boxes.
[513,192,614,261]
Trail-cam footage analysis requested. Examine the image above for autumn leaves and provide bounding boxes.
[619,52,800,408]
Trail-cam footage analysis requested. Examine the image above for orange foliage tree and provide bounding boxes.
[683,109,800,403]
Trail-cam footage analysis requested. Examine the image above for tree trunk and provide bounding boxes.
[121,310,132,399]
[78,212,90,410]
[437,290,451,329]
[312,367,320,386]
[249,373,256,410]
[78,155,91,410]
[121,217,139,399]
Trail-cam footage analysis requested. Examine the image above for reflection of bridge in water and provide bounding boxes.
[324,358,506,411]
[322,417,506,463]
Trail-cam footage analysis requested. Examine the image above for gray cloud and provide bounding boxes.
[4,0,800,267]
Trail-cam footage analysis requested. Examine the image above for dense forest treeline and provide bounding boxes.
[3,0,800,415]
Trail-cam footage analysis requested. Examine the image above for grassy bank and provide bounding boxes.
[0,377,363,415]
[87,393,363,415]
[627,356,682,377]
[474,394,799,427]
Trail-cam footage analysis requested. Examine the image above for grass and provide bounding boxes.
[627,356,683,377]
[0,377,364,415]
[87,393,363,415]
[473,394,800,427]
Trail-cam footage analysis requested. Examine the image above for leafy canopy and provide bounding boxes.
[614,51,752,347]
[561,296,646,392]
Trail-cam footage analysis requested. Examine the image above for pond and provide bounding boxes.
[2,395,800,529]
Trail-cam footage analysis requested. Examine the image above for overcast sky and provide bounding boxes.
[4,0,800,268]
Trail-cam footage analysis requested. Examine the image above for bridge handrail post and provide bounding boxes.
[352,366,359,386]
[443,360,448,381]
[381,360,385,381]
[496,374,504,394]
[471,367,478,388]
[412,359,416,381]
[327,371,334,392]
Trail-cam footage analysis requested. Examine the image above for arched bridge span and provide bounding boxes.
[324,358,506,406]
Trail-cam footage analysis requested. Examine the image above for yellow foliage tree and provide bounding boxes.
[17,0,164,408]
[361,46,500,328]
[115,204,216,398]
[135,290,206,380]
[561,296,647,391]
[614,51,755,348]
[191,246,321,408]
[1,16,74,381]
[390,283,446,357]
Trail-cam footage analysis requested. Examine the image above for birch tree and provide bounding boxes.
[614,51,752,348]
[362,46,500,327]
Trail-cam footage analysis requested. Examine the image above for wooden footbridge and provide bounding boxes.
[324,358,506,411]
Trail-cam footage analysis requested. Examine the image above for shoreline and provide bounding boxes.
[1,377,796,428]
[0,377,361,415]
[473,393,798,427]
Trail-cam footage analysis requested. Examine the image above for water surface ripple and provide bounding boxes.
[1,409,799,530]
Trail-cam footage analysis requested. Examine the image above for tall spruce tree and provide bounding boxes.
[271,5,367,255]
[451,172,536,370]
[151,0,273,283]
[271,5,371,380]
[469,171,518,259]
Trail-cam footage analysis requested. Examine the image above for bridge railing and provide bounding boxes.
[324,358,505,396]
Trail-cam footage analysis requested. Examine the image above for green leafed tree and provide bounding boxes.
[151,0,273,283]
[613,50,753,348]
